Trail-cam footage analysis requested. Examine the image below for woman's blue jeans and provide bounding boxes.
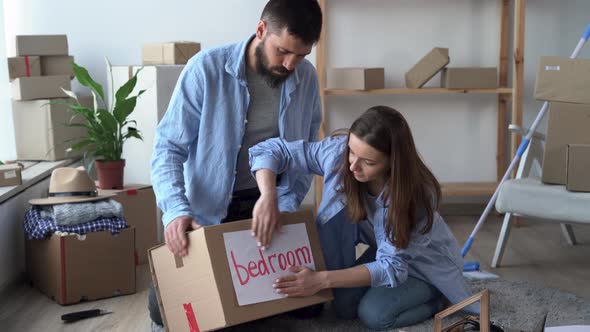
[331,247,443,330]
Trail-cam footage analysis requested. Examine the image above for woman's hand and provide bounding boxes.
[251,191,280,249]
[272,266,327,297]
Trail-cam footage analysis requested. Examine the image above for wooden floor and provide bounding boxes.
[0,215,588,332]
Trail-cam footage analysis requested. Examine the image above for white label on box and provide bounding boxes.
[223,223,316,306]
[4,171,17,179]
[545,65,560,71]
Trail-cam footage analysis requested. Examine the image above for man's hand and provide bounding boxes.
[164,215,201,256]
[272,266,327,297]
[251,192,280,249]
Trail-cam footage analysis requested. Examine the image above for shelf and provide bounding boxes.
[323,88,513,96]
[441,182,498,197]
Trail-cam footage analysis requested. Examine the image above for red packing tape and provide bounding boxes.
[60,237,67,303]
[24,56,31,77]
[183,303,200,332]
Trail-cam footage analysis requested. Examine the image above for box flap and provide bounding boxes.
[149,229,226,332]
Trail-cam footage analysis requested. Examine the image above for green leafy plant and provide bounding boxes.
[58,58,145,163]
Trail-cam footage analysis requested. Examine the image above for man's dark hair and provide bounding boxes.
[260,0,323,45]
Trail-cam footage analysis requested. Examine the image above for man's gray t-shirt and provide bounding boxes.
[234,66,281,191]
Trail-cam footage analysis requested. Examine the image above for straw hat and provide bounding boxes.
[29,167,115,205]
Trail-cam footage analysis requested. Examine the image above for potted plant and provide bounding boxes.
[59,59,145,189]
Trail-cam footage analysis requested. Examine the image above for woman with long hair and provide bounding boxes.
[249,106,474,329]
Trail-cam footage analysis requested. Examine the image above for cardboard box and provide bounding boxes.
[405,47,450,88]
[566,144,590,192]
[16,34,68,56]
[142,42,201,65]
[149,211,332,332]
[542,102,590,184]
[534,56,590,104]
[26,227,136,305]
[7,56,41,80]
[0,164,22,187]
[110,65,183,184]
[98,185,159,264]
[12,96,91,161]
[327,67,385,90]
[440,67,497,89]
[11,75,71,100]
[41,55,75,77]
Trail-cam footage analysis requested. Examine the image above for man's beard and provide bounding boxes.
[255,40,293,88]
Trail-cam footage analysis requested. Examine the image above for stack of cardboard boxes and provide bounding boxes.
[18,37,163,305]
[8,34,90,162]
[535,56,590,192]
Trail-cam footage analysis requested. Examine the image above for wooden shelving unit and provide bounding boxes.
[324,88,514,96]
[314,0,525,207]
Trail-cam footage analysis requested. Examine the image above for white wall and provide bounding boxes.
[4,0,590,182]
[0,0,16,160]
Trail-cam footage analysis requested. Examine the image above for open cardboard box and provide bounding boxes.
[149,210,333,331]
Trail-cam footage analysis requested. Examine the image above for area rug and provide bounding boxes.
[154,278,590,332]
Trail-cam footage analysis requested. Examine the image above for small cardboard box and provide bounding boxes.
[26,227,136,305]
[16,34,68,56]
[534,56,590,104]
[41,55,75,77]
[327,67,385,90]
[12,96,91,161]
[566,144,590,192]
[149,210,332,332]
[110,65,184,184]
[0,164,22,187]
[542,102,590,185]
[98,185,159,264]
[11,75,71,101]
[405,47,450,88]
[7,56,41,80]
[142,42,201,65]
[440,67,497,89]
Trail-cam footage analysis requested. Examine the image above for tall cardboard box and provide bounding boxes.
[0,164,23,187]
[534,56,590,104]
[41,55,75,77]
[7,56,41,80]
[98,185,158,264]
[405,47,449,88]
[440,67,497,89]
[542,102,590,184]
[26,228,136,305]
[149,211,332,332]
[16,34,68,56]
[11,75,71,100]
[327,67,385,90]
[566,144,590,192]
[142,42,201,65]
[110,65,183,184]
[12,96,91,161]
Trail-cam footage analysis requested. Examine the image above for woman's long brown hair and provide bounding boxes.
[338,106,441,249]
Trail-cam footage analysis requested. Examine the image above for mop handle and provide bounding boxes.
[462,23,590,257]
